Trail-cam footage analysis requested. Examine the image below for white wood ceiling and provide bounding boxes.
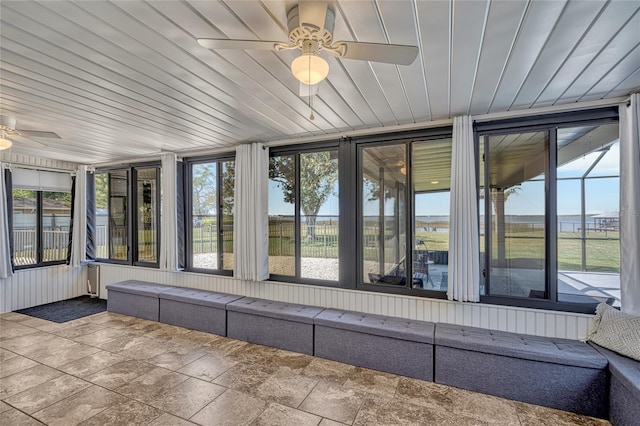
[1,0,638,164]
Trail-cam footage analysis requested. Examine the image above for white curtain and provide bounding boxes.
[70,165,88,267]
[234,143,269,281]
[0,163,12,279]
[448,116,480,302]
[620,93,640,315]
[159,153,179,271]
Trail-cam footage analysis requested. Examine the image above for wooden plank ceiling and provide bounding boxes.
[0,0,638,164]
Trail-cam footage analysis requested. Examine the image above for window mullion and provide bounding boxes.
[37,191,43,264]
[548,129,558,302]
[217,161,223,271]
[295,154,301,278]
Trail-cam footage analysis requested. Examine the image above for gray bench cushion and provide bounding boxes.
[436,323,607,369]
[106,280,176,297]
[315,309,434,343]
[159,288,243,308]
[591,342,640,425]
[226,297,324,324]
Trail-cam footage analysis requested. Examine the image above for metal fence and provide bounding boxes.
[13,229,69,265]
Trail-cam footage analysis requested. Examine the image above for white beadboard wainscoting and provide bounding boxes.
[98,264,594,341]
[0,265,87,313]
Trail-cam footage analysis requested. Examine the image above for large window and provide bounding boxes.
[358,133,452,297]
[478,112,620,311]
[269,146,339,283]
[12,190,71,267]
[187,157,235,273]
[95,165,160,267]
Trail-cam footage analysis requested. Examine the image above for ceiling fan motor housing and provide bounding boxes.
[287,5,335,48]
[0,116,18,135]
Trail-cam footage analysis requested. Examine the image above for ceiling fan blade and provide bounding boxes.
[16,130,61,139]
[10,136,48,148]
[332,41,419,65]
[197,38,285,51]
[297,1,328,31]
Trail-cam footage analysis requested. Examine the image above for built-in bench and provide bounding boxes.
[106,280,179,321]
[314,309,435,381]
[591,343,640,426]
[159,288,244,336]
[435,323,609,418]
[226,297,324,355]
[105,280,630,421]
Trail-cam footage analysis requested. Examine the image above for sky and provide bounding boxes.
[268,142,620,218]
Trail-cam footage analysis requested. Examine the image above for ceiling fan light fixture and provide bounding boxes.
[291,53,329,85]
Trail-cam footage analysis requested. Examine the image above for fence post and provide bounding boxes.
[279,222,283,255]
[323,223,327,258]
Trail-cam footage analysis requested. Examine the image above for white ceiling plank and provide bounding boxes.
[556,10,640,104]
[3,2,258,143]
[489,0,567,113]
[469,0,529,115]
[69,0,305,137]
[511,0,608,109]
[414,0,451,119]
[584,45,640,101]
[450,0,490,117]
[378,0,429,123]
[534,1,640,107]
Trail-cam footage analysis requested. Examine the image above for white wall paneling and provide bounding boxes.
[0,264,87,313]
[98,264,593,341]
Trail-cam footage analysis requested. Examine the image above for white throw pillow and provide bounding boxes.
[585,302,640,361]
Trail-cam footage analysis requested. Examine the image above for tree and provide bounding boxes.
[191,163,217,218]
[269,152,338,239]
[221,161,235,217]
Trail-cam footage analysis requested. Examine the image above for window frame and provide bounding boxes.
[268,141,341,287]
[353,127,453,299]
[184,153,235,276]
[12,190,72,270]
[94,163,161,268]
[476,107,620,314]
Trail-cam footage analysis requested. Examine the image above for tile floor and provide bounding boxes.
[0,311,609,426]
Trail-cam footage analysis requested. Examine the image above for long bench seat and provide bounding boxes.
[591,343,640,426]
[105,280,632,421]
[226,297,324,355]
[314,308,435,381]
[106,280,179,321]
[435,323,609,418]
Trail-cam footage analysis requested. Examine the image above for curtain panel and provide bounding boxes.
[160,153,179,271]
[69,165,88,267]
[0,163,13,278]
[233,143,269,281]
[620,93,640,315]
[448,116,480,302]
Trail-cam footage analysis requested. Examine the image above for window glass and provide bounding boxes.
[95,173,108,259]
[191,162,218,269]
[362,144,407,286]
[412,138,452,292]
[12,189,37,266]
[222,161,235,270]
[12,189,71,266]
[557,124,620,306]
[109,170,128,261]
[136,168,158,263]
[300,150,339,281]
[269,155,295,276]
[484,131,548,298]
[42,191,71,262]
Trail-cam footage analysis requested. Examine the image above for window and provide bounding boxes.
[269,146,339,283]
[12,190,72,267]
[478,110,620,311]
[95,165,160,267]
[358,133,452,297]
[187,157,235,273]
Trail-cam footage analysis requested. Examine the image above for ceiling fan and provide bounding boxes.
[197,1,419,86]
[0,116,61,150]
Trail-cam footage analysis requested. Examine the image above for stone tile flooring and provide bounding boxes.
[0,311,610,426]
